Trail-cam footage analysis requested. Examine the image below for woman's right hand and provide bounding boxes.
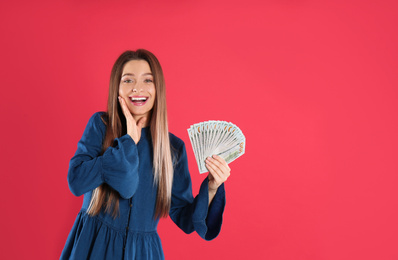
[118,96,147,144]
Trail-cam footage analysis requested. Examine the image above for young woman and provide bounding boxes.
[61,49,231,260]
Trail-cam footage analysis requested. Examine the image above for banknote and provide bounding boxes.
[187,120,246,174]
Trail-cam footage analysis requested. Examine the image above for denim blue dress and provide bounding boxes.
[60,112,225,259]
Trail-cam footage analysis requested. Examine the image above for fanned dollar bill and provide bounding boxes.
[187,120,246,174]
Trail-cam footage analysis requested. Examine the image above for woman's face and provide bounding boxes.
[119,59,156,121]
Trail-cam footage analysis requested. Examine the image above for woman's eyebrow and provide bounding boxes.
[121,72,152,77]
[121,73,134,77]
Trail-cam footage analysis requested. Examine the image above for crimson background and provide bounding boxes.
[1,0,397,259]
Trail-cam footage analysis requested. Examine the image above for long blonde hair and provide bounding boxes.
[87,49,174,219]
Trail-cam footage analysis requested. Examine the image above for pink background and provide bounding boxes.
[1,0,397,259]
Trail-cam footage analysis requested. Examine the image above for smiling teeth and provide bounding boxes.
[131,97,147,101]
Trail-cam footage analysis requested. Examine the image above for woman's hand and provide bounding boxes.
[118,96,147,144]
[205,155,231,205]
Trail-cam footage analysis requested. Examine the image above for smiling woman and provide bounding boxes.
[60,49,231,260]
[119,60,156,122]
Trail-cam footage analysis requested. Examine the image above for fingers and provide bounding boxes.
[206,161,222,182]
[212,155,231,171]
[118,96,140,143]
[205,155,230,188]
[118,96,132,120]
[206,155,230,175]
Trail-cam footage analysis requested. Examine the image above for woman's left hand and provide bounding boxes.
[206,155,231,192]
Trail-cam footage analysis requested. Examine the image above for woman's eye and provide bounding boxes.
[144,79,153,83]
[123,79,133,83]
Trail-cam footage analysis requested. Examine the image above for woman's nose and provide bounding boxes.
[133,82,144,93]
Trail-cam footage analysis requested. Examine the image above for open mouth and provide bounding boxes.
[129,96,148,106]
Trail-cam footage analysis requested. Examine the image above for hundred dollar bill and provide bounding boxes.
[187,120,246,174]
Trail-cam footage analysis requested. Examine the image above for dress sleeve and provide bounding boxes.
[169,141,226,241]
[67,112,140,199]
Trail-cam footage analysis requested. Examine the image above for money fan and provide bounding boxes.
[187,121,246,174]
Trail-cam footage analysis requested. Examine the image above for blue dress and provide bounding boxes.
[60,112,226,260]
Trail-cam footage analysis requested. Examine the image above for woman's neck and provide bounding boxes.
[133,114,151,127]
